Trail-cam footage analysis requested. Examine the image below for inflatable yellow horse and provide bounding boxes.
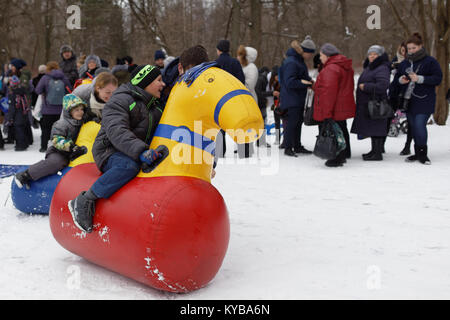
[50,62,264,293]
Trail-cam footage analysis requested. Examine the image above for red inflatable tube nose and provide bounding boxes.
[49,163,230,292]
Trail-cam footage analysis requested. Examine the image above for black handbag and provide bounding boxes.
[368,87,394,120]
[313,120,338,160]
[304,88,319,126]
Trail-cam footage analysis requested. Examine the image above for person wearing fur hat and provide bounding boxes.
[278,36,316,157]
[351,45,391,161]
[79,54,102,79]
[59,45,79,86]
[14,94,88,189]
[68,64,166,233]
[313,43,355,167]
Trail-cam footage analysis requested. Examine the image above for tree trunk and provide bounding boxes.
[249,0,262,64]
[433,0,449,125]
[230,0,241,57]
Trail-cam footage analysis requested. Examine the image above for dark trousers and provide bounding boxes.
[90,152,141,199]
[14,124,32,150]
[0,126,4,148]
[406,113,430,146]
[27,152,69,181]
[40,114,60,150]
[216,129,227,158]
[285,107,304,149]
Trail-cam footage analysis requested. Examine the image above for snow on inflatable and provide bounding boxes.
[49,62,264,293]
[10,121,101,214]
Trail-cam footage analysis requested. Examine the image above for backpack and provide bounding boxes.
[46,78,66,105]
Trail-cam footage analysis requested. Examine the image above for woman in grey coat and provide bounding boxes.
[351,45,391,161]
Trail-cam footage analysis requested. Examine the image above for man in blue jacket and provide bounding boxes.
[279,36,316,157]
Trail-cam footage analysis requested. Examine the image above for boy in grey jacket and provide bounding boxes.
[14,94,88,189]
[68,65,166,233]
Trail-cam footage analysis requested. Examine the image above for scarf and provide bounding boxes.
[89,92,105,119]
[407,47,427,63]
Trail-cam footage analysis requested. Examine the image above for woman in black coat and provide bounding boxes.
[351,46,391,161]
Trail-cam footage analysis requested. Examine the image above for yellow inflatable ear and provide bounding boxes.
[69,121,101,167]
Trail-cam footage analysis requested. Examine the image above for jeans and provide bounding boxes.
[406,113,431,146]
[90,151,141,199]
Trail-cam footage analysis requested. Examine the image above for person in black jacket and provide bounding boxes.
[59,45,79,87]
[255,67,273,148]
[215,39,246,157]
[68,65,166,233]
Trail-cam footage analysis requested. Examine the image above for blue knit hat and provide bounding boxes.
[154,50,166,61]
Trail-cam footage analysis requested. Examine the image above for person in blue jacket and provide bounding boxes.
[278,36,316,157]
[392,32,442,165]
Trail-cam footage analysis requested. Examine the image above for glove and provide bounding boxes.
[69,145,88,161]
[140,149,162,165]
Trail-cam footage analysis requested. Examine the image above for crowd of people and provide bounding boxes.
[0,34,448,230]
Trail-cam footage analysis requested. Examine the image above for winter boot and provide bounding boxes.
[400,142,411,156]
[363,137,383,161]
[14,170,32,189]
[405,145,419,162]
[284,148,298,157]
[362,138,375,159]
[294,145,313,154]
[417,145,431,165]
[68,190,97,233]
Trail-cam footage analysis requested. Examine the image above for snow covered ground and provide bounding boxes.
[1,120,450,300]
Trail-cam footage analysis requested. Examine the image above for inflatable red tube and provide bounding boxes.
[49,163,230,292]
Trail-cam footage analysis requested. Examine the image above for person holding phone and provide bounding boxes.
[393,33,442,165]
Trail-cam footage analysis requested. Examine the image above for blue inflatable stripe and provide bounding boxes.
[214,90,252,126]
[154,124,215,156]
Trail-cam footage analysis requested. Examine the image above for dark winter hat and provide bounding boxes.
[320,43,340,57]
[60,45,73,54]
[154,50,166,61]
[216,40,230,53]
[300,35,316,53]
[130,65,161,89]
[10,58,27,70]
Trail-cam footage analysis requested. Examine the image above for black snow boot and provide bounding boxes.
[68,190,97,233]
[363,137,383,161]
[417,145,431,165]
[405,145,419,162]
[400,142,411,156]
[362,137,375,159]
[284,148,298,157]
[14,170,32,189]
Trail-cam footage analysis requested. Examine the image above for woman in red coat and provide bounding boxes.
[313,43,356,167]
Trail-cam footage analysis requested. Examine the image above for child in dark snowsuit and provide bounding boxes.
[5,76,33,151]
[14,94,88,189]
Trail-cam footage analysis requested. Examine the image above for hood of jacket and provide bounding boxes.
[48,69,66,80]
[363,52,390,70]
[324,54,353,71]
[245,47,258,64]
[285,47,304,62]
[84,54,102,69]
[114,82,156,106]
